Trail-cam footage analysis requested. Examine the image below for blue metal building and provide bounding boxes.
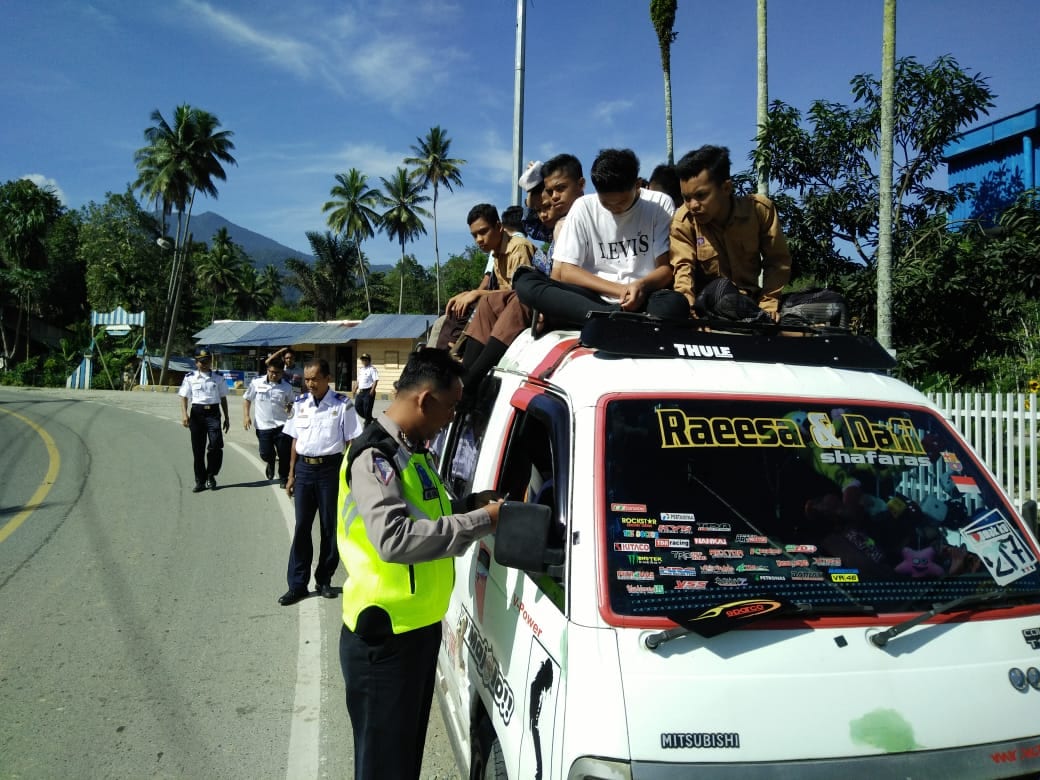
[944,104,1039,226]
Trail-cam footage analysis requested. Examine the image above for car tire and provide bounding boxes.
[470,717,507,780]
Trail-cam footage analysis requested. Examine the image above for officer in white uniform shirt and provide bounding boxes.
[243,357,294,486]
[351,352,379,427]
[178,347,230,493]
[279,358,364,606]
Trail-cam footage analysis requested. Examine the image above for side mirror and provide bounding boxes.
[494,501,557,572]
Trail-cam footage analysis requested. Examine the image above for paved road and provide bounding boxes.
[0,386,459,779]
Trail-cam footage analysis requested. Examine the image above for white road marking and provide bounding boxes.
[226,440,324,779]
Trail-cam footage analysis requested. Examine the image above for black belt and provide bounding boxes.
[192,403,218,411]
[300,454,342,465]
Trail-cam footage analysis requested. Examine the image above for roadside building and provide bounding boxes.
[944,103,1040,227]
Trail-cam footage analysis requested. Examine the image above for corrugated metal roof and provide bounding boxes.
[342,313,436,342]
[299,322,360,343]
[193,315,432,347]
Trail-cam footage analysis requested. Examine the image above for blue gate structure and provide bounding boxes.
[66,306,147,390]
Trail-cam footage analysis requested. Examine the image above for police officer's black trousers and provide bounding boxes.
[256,426,290,480]
[188,406,223,483]
[339,616,441,780]
[288,456,342,590]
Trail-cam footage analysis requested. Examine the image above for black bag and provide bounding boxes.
[779,288,848,328]
[694,278,772,323]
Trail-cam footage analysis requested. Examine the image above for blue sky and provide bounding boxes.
[2,0,1038,265]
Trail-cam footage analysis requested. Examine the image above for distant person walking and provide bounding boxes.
[178,347,230,492]
[352,352,379,428]
[243,358,294,487]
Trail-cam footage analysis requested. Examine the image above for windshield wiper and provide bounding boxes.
[645,601,876,650]
[871,588,1040,648]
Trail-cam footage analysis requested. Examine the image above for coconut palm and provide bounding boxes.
[195,227,245,322]
[133,104,236,382]
[322,168,381,314]
[377,168,431,313]
[650,0,678,165]
[404,126,465,311]
[257,264,283,307]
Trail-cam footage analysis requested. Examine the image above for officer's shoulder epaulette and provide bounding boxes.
[296,392,310,402]
[333,391,346,401]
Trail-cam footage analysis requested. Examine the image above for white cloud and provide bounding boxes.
[592,99,636,125]
[176,0,464,106]
[22,174,67,205]
[179,0,316,78]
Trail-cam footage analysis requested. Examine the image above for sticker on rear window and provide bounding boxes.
[962,509,1038,585]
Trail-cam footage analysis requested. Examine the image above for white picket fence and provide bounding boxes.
[927,392,1039,508]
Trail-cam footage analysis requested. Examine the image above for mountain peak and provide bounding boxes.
[189,211,312,269]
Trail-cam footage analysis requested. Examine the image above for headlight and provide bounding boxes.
[567,756,632,780]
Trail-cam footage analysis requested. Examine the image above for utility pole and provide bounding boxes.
[158,233,192,385]
[756,0,769,196]
[877,0,896,350]
[511,0,527,206]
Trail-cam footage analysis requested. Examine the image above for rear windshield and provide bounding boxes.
[602,397,1040,621]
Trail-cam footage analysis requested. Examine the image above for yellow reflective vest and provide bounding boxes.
[337,433,455,634]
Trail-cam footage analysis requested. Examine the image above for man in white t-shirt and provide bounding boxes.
[513,148,688,327]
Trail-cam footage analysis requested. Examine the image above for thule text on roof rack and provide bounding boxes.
[578,311,896,372]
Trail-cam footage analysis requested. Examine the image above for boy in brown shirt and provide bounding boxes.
[670,145,791,319]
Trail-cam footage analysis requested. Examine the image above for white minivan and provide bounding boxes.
[434,313,1040,779]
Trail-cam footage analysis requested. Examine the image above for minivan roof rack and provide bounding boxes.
[579,311,896,371]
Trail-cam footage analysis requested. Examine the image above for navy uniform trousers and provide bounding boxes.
[188,405,224,483]
[256,425,291,481]
[288,455,342,590]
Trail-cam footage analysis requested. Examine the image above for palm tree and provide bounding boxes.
[322,168,381,314]
[404,127,465,311]
[284,231,362,320]
[377,168,431,314]
[195,227,245,322]
[650,0,678,165]
[257,264,282,307]
[133,104,236,383]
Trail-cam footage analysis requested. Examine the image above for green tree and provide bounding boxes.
[383,254,436,314]
[257,264,283,311]
[79,189,167,328]
[322,168,381,314]
[284,231,362,320]
[753,55,993,282]
[441,245,489,300]
[404,127,465,311]
[195,227,246,322]
[133,104,236,381]
[0,179,67,363]
[649,0,678,165]
[377,167,431,314]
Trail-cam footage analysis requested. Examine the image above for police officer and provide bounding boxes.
[178,347,230,492]
[280,358,363,606]
[351,352,379,427]
[337,347,502,779]
[243,357,294,486]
